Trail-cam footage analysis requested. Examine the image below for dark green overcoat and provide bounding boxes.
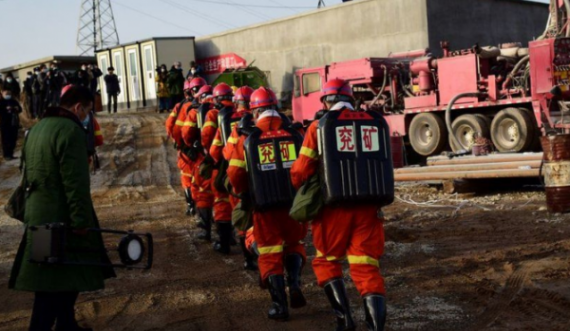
[9,107,115,292]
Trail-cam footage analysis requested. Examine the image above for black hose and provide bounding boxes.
[445,92,485,150]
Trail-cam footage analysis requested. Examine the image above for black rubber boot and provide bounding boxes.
[324,278,356,331]
[213,221,232,255]
[239,236,258,271]
[285,254,306,309]
[267,275,289,321]
[196,208,212,241]
[363,294,387,331]
[184,189,196,216]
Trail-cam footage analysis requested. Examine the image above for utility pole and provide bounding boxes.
[77,0,120,56]
[318,0,326,8]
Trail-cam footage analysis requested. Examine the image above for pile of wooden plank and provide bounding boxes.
[395,153,543,182]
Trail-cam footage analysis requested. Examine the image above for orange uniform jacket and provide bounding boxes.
[221,109,250,162]
[181,106,200,148]
[93,117,103,147]
[201,108,219,152]
[172,102,193,147]
[290,120,319,190]
[166,101,186,139]
[191,154,215,209]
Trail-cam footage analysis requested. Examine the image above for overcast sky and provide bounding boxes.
[0,0,551,69]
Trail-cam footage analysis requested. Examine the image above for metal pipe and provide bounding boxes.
[395,168,539,182]
[445,92,484,150]
[388,49,429,59]
[564,0,570,37]
[427,153,544,166]
[396,160,542,174]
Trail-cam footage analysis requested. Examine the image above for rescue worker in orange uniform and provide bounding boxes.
[181,82,210,148]
[290,79,393,331]
[218,86,258,270]
[170,79,201,216]
[228,87,308,321]
[186,84,216,239]
[202,83,234,255]
[191,152,215,241]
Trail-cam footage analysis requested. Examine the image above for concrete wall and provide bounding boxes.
[156,39,196,70]
[426,0,548,55]
[196,0,429,101]
[196,0,549,103]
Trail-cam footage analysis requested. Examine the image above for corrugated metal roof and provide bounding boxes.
[0,55,95,73]
[95,36,195,53]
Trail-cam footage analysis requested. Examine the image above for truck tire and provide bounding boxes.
[449,114,490,152]
[491,107,535,153]
[519,107,541,151]
[409,113,448,156]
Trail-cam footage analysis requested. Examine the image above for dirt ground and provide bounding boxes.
[1,111,569,331]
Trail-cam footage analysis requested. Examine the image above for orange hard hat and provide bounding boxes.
[321,78,353,101]
[213,83,233,98]
[234,86,254,103]
[196,85,212,98]
[250,87,277,110]
[189,77,207,91]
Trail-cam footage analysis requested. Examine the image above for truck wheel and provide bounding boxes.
[519,107,541,151]
[491,107,535,152]
[409,113,448,156]
[449,114,490,152]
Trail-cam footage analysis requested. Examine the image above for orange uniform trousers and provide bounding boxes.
[311,203,386,297]
[211,169,232,222]
[254,208,308,284]
[178,153,195,190]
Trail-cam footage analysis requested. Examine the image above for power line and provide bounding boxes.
[159,0,237,30]
[181,0,313,10]
[267,0,299,14]
[223,0,273,21]
[113,0,200,34]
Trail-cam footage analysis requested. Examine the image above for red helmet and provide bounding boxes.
[61,84,74,97]
[183,80,192,91]
[321,78,353,101]
[196,85,212,98]
[234,86,254,103]
[189,77,207,90]
[213,83,233,98]
[250,87,277,109]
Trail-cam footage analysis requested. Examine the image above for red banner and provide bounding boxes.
[197,53,247,75]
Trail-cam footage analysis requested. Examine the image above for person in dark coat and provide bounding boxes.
[104,67,120,114]
[9,85,115,331]
[167,63,185,106]
[23,72,35,118]
[89,64,103,95]
[186,60,203,79]
[3,72,21,101]
[46,63,67,107]
[31,67,47,119]
[0,88,21,160]
[75,64,91,89]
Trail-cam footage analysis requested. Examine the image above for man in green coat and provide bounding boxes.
[9,85,115,331]
[167,63,185,107]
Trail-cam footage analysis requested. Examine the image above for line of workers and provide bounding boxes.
[164,77,393,331]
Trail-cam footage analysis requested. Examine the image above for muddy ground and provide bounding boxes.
[1,111,569,331]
